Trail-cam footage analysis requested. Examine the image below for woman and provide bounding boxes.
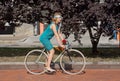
[39,12,65,72]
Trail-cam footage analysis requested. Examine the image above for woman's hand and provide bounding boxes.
[62,39,67,45]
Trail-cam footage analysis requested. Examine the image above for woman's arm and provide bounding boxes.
[58,27,64,40]
[51,24,63,46]
[40,22,44,35]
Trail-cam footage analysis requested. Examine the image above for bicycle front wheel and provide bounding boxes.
[24,49,47,75]
[60,49,86,75]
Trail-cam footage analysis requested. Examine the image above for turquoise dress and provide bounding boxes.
[39,23,59,50]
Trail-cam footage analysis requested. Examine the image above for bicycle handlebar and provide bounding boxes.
[54,40,72,51]
[64,40,72,50]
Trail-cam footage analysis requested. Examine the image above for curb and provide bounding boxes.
[86,62,120,69]
[0,62,120,70]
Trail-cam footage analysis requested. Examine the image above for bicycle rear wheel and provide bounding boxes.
[60,49,86,75]
[24,49,47,75]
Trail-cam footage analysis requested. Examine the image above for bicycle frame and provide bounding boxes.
[36,49,46,63]
[39,40,72,63]
[40,48,66,63]
[53,50,65,63]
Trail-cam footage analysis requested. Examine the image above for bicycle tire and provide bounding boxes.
[24,49,47,75]
[60,49,86,75]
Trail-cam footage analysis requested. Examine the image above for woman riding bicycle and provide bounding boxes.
[39,12,65,72]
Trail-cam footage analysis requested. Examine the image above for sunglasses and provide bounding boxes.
[54,15,63,19]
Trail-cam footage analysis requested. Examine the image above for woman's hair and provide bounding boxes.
[52,12,62,24]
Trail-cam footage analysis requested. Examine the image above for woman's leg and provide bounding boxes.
[46,49,55,70]
[40,39,55,71]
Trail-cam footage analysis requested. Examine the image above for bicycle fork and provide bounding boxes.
[66,50,72,62]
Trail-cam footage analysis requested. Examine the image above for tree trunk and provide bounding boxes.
[92,40,99,54]
[87,27,102,54]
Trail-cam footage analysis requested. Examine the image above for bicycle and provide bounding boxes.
[24,40,86,75]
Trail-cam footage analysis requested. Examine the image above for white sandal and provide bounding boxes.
[45,67,56,72]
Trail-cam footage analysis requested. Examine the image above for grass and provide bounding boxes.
[0,48,33,62]
[79,48,120,62]
[0,48,120,62]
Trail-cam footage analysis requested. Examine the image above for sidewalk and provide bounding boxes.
[0,33,119,48]
[0,69,120,81]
